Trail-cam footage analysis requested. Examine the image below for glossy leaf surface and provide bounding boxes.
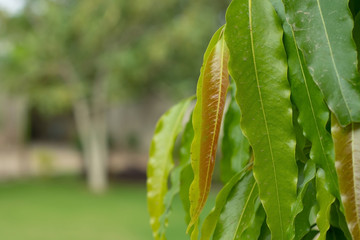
[282,0,360,126]
[188,27,230,231]
[225,0,297,238]
[221,83,250,183]
[200,167,250,240]
[213,171,259,240]
[241,204,266,240]
[316,169,336,240]
[271,0,340,203]
[332,115,360,239]
[147,98,192,240]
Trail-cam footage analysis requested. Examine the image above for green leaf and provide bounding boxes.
[292,106,307,163]
[282,0,360,126]
[293,161,316,240]
[241,204,266,240]
[188,26,230,232]
[316,168,336,240]
[225,0,297,239]
[213,171,259,240]
[271,0,341,207]
[332,114,360,239]
[158,113,194,236]
[147,97,192,240]
[354,13,360,71]
[179,116,195,225]
[180,164,193,225]
[330,201,352,240]
[220,82,250,183]
[258,219,271,240]
[200,165,251,240]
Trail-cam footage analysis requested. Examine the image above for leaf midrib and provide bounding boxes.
[248,0,284,237]
[315,0,352,121]
[290,28,338,197]
[232,181,257,240]
[193,37,227,221]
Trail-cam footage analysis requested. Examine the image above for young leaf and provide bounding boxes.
[332,115,360,239]
[179,116,195,225]
[271,0,340,206]
[316,168,336,240]
[225,0,297,239]
[200,165,251,240]
[188,27,230,231]
[213,171,259,240]
[158,113,194,236]
[221,82,250,183]
[282,0,360,126]
[147,97,192,240]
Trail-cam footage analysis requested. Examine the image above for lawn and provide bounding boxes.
[0,177,216,240]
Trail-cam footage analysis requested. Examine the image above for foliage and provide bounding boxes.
[147,0,360,239]
[0,0,227,113]
[0,0,228,192]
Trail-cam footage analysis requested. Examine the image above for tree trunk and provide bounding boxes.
[72,76,109,193]
[64,63,109,193]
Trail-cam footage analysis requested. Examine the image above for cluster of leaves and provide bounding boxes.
[147,0,360,239]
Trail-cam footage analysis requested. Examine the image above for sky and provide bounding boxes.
[0,0,25,14]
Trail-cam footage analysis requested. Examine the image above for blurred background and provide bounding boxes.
[0,0,228,239]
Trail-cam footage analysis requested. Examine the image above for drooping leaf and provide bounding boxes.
[316,168,336,240]
[213,171,259,240]
[179,116,195,225]
[225,0,297,239]
[158,112,194,236]
[188,26,230,232]
[282,0,360,126]
[147,97,192,240]
[200,165,251,240]
[271,0,341,207]
[220,82,250,183]
[332,115,360,239]
[293,161,316,240]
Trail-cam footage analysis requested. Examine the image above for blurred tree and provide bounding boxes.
[0,0,227,192]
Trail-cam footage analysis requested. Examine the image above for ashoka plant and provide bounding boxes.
[147,0,360,239]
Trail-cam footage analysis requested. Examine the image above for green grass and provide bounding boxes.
[0,177,216,240]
